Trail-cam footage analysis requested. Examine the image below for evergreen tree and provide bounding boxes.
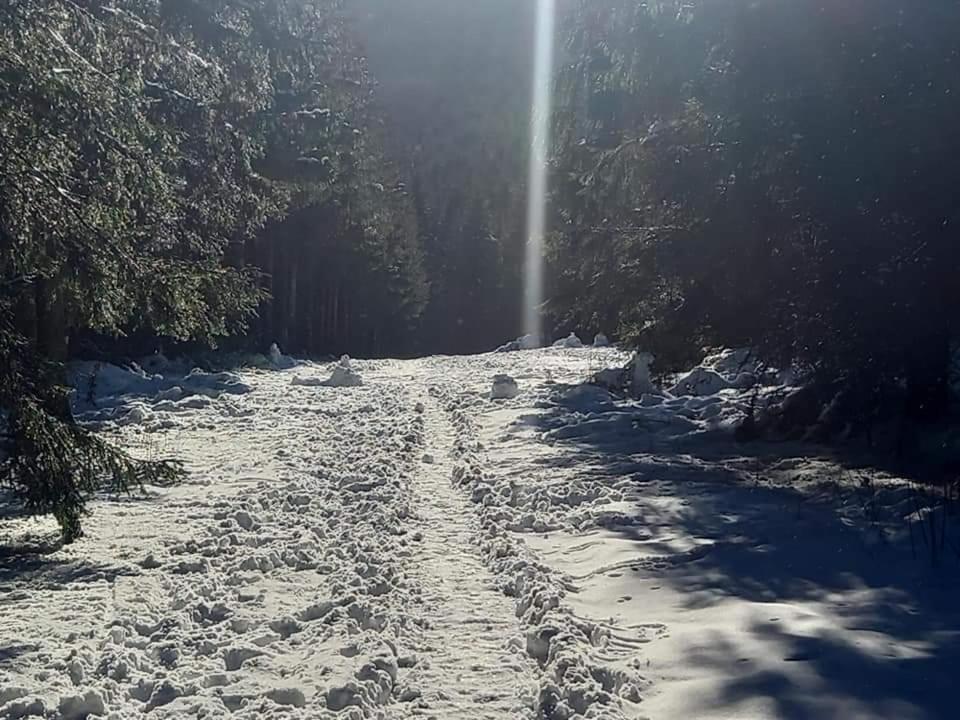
[549,0,960,429]
[0,0,425,538]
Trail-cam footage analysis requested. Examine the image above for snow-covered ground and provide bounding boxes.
[1,348,958,719]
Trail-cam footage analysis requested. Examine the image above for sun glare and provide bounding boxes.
[523,0,556,346]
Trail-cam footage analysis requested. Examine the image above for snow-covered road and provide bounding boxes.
[2,348,958,719]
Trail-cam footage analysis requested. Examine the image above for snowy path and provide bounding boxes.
[395,392,535,717]
[2,347,957,720]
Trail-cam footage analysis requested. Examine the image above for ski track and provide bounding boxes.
[395,394,535,718]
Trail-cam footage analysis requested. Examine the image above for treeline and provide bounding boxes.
[355,0,535,353]
[0,0,427,537]
[547,0,960,431]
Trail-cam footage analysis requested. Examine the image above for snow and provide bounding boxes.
[323,357,363,387]
[552,332,584,348]
[2,345,957,720]
[668,365,731,396]
[490,374,520,400]
[495,334,540,352]
[593,333,610,348]
[631,351,656,396]
[268,343,297,370]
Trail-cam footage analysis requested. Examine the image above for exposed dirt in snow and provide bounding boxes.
[2,348,958,720]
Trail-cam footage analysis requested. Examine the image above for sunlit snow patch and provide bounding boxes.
[495,334,540,353]
[324,355,363,387]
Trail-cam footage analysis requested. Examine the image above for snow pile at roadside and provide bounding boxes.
[291,356,363,389]
[552,333,584,349]
[495,334,540,353]
[461,346,960,720]
[584,347,797,438]
[324,356,363,388]
[67,362,253,431]
[268,343,298,370]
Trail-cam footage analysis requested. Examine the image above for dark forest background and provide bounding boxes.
[2,0,959,536]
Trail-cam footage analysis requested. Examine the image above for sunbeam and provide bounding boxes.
[523,0,555,347]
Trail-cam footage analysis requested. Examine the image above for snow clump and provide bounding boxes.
[495,334,540,352]
[268,342,297,369]
[552,332,584,348]
[593,332,610,347]
[490,374,520,400]
[324,356,363,387]
[668,366,730,397]
[631,352,656,396]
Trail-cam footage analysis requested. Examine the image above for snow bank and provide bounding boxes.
[552,332,584,348]
[668,365,730,396]
[67,361,252,430]
[590,351,655,397]
[292,356,363,388]
[494,334,540,352]
[631,351,656,396]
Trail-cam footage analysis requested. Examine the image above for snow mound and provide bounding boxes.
[592,366,628,391]
[631,351,656,396]
[552,332,583,348]
[268,342,297,369]
[593,332,610,347]
[668,366,730,396]
[324,358,363,388]
[490,374,520,400]
[702,347,755,379]
[494,334,540,352]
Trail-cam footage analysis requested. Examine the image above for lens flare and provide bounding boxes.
[523,0,555,347]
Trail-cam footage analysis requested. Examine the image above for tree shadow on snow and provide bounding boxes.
[517,384,960,720]
[0,553,138,592]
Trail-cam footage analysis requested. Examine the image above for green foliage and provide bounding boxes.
[550,0,960,421]
[0,323,181,542]
[0,0,426,538]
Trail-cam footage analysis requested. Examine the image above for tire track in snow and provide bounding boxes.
[395,393,537,718]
